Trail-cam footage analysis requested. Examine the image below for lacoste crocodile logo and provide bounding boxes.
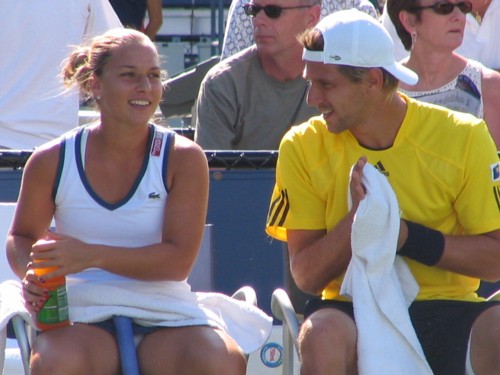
[148,192,161,199]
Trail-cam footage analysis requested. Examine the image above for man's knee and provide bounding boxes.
[299,308,357,375]
[472,305,500,344]
[470,305,500,374]
[298,308,357,367]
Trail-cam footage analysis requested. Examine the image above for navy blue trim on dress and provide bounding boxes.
[52,139,66,201]
[74,125,155,211]
[161,130,174,193]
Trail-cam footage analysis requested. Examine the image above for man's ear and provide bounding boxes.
[366,68,384,90]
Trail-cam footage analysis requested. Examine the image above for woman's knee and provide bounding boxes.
[139,326,246,375]
[30,325,119,375]
[185,329,245,374]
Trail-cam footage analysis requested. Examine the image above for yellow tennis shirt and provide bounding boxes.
[266,95,500,302]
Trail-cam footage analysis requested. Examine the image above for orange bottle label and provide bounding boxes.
[38,284,69,325]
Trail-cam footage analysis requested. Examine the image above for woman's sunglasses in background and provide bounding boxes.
[410,1,473,15]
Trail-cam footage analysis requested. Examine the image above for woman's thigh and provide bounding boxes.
[137,325,246,375]
[30,323,120,375]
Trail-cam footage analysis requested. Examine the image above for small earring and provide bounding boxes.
[411,31,417,50]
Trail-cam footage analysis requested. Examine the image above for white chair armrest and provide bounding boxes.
[487,290,500,301]
[231,286,259,362]
[271,288,301,375]
[231,286,258,307]
[271,288,300,348]
[11,315,31,375]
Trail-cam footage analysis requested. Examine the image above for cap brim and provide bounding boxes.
[384,62,419,86]
[303,49,324,62]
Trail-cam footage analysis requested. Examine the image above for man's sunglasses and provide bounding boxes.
[410,1,473,15]
[243,3,312,19]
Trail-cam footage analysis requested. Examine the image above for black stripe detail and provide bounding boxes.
[494,186,500,212]
[267,194,282,226]
[268,189,289,227]
[277,189,290,227]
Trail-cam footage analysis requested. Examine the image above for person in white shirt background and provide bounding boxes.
[0,0,122,150]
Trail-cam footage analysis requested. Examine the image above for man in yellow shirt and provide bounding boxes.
[266,9,500,375]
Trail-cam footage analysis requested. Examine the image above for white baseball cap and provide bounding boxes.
[302,9,418,85]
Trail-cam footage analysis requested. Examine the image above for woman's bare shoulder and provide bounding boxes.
[23,138,62,179]
[481,67,500,109]
[481,65,500,86]
[170,134,207,166]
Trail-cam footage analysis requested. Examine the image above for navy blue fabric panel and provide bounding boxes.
[110,0,147,29]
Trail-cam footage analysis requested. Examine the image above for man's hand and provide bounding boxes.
[350,156,367,212]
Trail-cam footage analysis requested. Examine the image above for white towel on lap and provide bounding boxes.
[67,278,272,354]
[340,164,432,375]
[0,277,271,369]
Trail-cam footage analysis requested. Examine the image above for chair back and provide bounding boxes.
[188,224,214,291]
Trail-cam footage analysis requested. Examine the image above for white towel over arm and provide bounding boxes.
[340,164,432,375]
[0,280,33,374]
